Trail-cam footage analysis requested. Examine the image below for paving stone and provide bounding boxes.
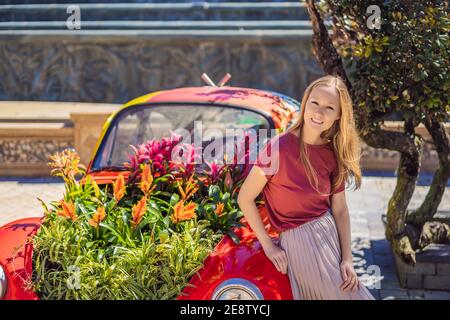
[380,289,410,300]
[379,279,404,291]
[423,290,450,300]
[407,289,425,300]
[0,180,65,227]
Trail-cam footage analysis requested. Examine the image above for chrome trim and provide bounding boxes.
[211,278,263,300]
[0,264,7,299]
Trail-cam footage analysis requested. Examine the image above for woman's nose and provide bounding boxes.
[314,111,324,118]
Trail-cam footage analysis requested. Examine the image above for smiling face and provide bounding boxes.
[303,84,341,134]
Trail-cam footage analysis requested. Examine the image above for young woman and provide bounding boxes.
[237,75,375,300]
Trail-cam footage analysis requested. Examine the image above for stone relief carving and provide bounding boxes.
[0,38,322,103]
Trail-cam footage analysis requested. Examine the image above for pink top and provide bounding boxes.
[254,131,345,233]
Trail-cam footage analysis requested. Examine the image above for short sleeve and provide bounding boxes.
[253,135,281,181]
[331,165,346,194]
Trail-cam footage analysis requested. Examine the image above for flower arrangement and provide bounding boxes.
[31,132,255,299]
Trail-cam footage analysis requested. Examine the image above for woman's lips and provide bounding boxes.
[311,118,323,124]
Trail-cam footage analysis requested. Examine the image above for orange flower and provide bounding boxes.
[58,200,77,221]
[170,200,197,224]
[113,173,126,202]
[214,202,225,216]
[139,164,156,195]
[48,149,86,181]
[177,174,199,201]
[88,206,106,228]
[131,196,147,229]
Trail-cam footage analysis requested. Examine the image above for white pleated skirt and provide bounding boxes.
[279,210,375,300]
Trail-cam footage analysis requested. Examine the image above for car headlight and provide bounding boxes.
[211,278,263,300]
[0,264,7,299]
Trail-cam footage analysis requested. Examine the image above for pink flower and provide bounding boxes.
[205,160,226,185]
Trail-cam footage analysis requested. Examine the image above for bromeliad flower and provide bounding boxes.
[131,196,147,229]
[113,173,126,202]
[88,206,106,228]
[230,131,257,180]
[127,131,184,174]
[214,202,225,216]
[170,200,197,224]
[91,177,101,199]
[224,170,233,192]
[170,142,203,179]
[205,160,226,185]
[57,200,77,221]
[139,164,157,196]
[177,173,199,201]
[48,149,86,183]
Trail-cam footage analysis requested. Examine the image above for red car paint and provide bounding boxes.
[0,218,40,300]
[0,86,299,300]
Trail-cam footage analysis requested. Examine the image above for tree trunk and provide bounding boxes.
[362,121,422,264]
[304,0,350,87]
[407,116,450,227]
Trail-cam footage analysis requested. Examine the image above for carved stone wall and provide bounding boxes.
[0,125,74,176]
[0,35,323,103]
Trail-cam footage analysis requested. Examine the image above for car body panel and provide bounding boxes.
[0,217,41,300]
[178,205,292,300]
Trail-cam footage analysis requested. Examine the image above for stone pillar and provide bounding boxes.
[70,112,115,166]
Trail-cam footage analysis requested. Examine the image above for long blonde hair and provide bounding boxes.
[287,75,362,195]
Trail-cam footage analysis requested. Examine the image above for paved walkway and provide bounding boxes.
[0,176,449,300]
[347,176,450,300]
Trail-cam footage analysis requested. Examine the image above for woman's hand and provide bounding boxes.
[339,260,360,292]
[262,241,288,274]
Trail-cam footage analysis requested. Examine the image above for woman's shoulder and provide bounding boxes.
[260,131,294,155]
[271,130,296,145]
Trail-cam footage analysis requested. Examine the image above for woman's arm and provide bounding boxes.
[237,165,288,274]
[331,190,360,292]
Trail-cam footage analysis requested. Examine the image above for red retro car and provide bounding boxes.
[0,76,301,300]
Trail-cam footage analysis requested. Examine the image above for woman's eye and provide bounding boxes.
[311,101,318,105]
[327,106,334,110]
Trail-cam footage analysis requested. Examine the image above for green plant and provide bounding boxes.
[32,135,251,299]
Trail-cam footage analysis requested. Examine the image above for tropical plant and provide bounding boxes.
[31,132,255,299]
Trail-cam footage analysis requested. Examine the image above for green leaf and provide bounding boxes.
[169,193,179,206]
[159,229,170,243]
[227,230,241,245]
[221,193,230,202]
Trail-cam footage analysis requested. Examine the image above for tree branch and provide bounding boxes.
[305,0,351,89]
[408,115,450,226]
